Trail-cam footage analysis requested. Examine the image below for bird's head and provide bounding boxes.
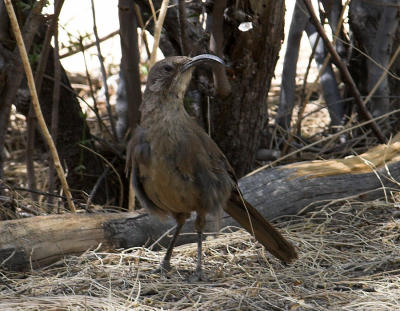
[144,54,225,99]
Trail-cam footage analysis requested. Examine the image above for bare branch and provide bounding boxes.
[48,2,62,207]
[134,4,151,59]
[59,30,119,59]
[149,0,169,67]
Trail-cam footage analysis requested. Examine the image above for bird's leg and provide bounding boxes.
[158,213,188,274]
[193,213,206,281]
[160,221,184,273]
[195,230,203,279]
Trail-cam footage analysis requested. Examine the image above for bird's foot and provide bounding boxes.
[152,261,172,277]
[188,269,207,282]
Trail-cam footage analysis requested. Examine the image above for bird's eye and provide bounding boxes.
[163,64,174,72]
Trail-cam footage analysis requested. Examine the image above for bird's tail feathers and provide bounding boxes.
[224,191,298,263]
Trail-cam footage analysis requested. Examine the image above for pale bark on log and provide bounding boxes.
[2,136,400,271]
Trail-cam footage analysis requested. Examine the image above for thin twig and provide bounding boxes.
[90,0,118,140]
[26,108,37,201]
[333,36,400,81]
[43,72,114,141]
[291,1,349,149]
[48,2,62,207]
[4,0,76,212]
[148,0,157,24]
[34,0,65,94]
[87,165,110,207]
[9,186,69,200]
[149,0,169,67]
[363,45,400,106]
[59,29,119,59]
[134,4,151,59]
[281,31,320,156]
[247,108,400,177]
[79,144,123,207]
[78,36,113,139]
[300,0,350,123]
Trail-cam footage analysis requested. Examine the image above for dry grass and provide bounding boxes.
[2,21,399,309]
[2,75,399,311]
[1,198,399,310]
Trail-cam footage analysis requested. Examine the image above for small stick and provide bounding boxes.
[78,36,112,139]
[149,0,169,67]
[48,4,62,207]
[4,0,76,212]
[60,30,119,59]
[134,4,151,59]
[148,0,157,24]
[34,0,65,94]
[247,108,400,177]
[79,144,123,207]
[363,45,400,106]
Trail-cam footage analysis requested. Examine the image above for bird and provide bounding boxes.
[126,54,297,280]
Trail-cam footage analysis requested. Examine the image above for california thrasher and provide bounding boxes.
[126,54,297,280]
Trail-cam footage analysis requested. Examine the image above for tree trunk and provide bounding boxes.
[118,0,142,139]
[210,0,285,176]
[275,0,309,130]
[349,0,400,118]
[135,1,285,177]
[276,0,345,130]
[2,132,399,271]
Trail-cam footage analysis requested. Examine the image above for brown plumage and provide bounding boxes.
[126,55,297,280]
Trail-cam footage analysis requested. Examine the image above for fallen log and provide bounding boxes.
[2,135,400,271]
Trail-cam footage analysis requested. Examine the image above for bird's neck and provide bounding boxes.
[140,92,188,127]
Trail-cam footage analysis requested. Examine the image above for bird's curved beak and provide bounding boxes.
[181,54,225,72]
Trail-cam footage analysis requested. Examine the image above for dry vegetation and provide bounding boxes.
[1,64,399,311]
[1,2,399,309]
[1,57,399,310]
[1,195,400,310]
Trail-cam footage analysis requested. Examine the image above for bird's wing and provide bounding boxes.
[126,126,164,215]
[190,125,298,263]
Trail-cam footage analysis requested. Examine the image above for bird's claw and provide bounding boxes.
[189,270,207,282]
[188,265,206,282]
[152,261,172,277]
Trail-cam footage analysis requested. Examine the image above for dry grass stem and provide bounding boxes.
[149,0,169,67]
[1,196,400,310]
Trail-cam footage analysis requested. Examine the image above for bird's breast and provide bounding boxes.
[138,117,232,216]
